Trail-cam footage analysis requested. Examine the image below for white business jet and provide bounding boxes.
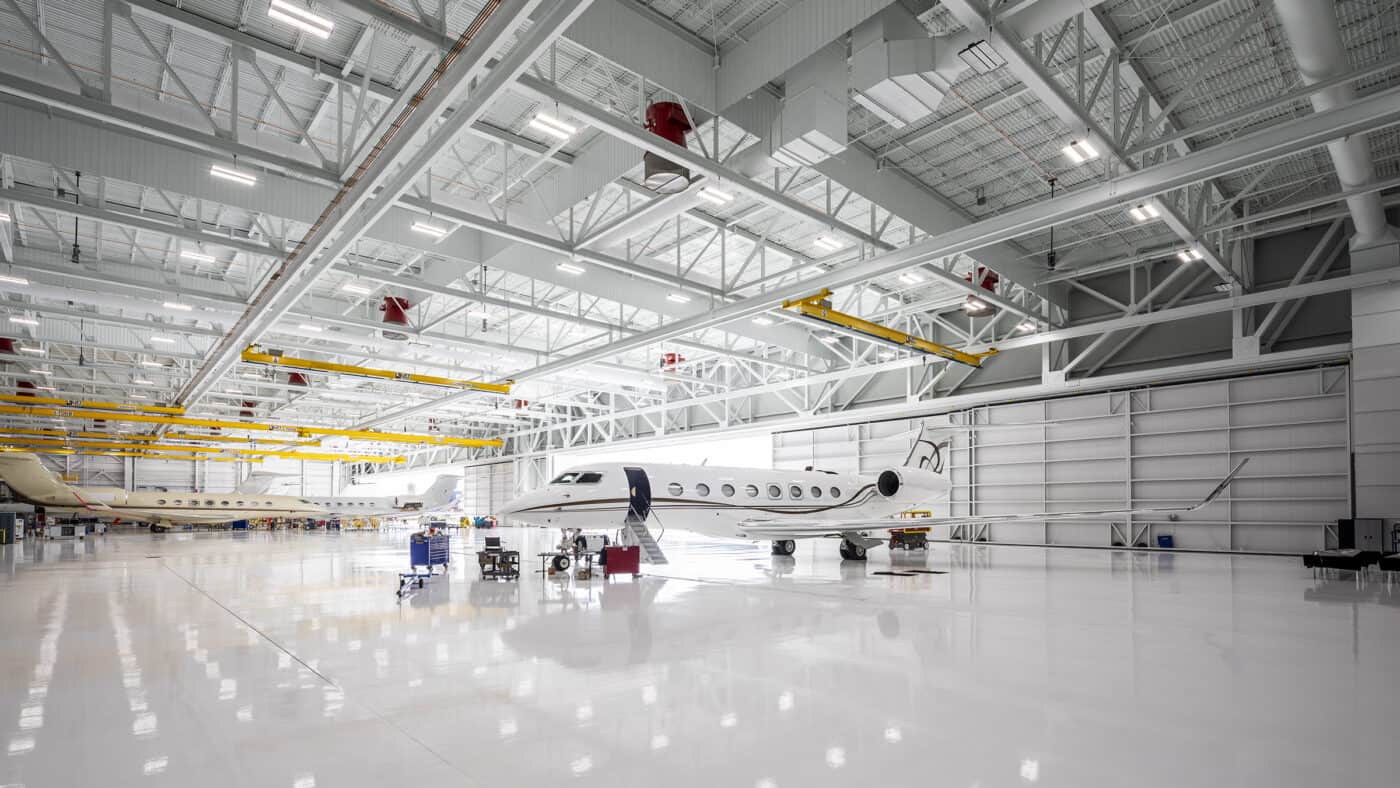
[0,452,458,530]
[498,429,1248,561]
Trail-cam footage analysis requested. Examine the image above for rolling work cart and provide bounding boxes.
[398,531,450,596]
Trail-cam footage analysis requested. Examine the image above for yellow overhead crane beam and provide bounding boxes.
[781,289,999,368]
[0,428,160,441]
[164,432,318,446]
[0,446,255,462]
[0,393,185,415]
[0,403,502,448]
[0,437,405,464]
[242,346,513,394]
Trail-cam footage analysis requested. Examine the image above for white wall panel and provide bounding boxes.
[773,366,1351,553]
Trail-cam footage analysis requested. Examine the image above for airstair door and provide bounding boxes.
[623,467,651,521]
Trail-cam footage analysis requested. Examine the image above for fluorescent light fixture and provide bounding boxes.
[527,112,577,141]
[0,211,9,222]
[898,272,923,286]
[466,310,491,320]
[18,346,44,354]
[150,336,177,344]
[963,297,992,315]
[130,394,148,400]
[133,378,154,385]
[33,369,52,375]
[163,301,193,312]
[1018,320,1037,332]
[9,316,39,326]
[1062,139,1100,164]
[34,386,55,391]
[340,282,373,296]
[209,164,257,186]
[223,388,240,394]
[556,261,585,275]
[1177,248,1204,263]
[410,222,450,238]
[751,316,774,327]
[267,0,333,40]
[0,273,29,286]
[813,235,845,252]
[298,323,323,332]
[818,334,841,344]
[1127,203,1160,223]
[140,360,164,368]
[666,293,691,304]
[181,250,216,263]
[695,186,735,206]
[957,40,1004,74]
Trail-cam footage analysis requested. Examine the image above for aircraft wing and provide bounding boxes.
[736,460,1248,540]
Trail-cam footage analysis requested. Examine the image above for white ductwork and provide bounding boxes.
[770,43,850,168]
[1274,0,1397,250]
[850,5,979,129]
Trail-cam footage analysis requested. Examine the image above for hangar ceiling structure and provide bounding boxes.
[0,0,1397,475]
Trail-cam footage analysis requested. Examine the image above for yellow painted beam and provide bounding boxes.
[0,428,159,441]
[0,436,404,464]
[165,432,318,446]
[782,289,998,368]
[0,404,501,448]
[0,393,184,414]
[242,346,513,394]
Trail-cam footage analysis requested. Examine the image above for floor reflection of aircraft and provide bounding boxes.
[0,452,458,529]
[500,428,1248,562]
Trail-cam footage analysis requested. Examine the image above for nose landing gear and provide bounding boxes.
[838,540,868,561]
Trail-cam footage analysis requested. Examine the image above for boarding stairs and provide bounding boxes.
[622,515,667,565]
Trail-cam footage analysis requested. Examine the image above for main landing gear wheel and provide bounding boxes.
[771,539,796,556]
[838,540,868,561]
[551,554,571,572]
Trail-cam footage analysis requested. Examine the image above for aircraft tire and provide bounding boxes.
[771,540,796,556]
[552,554,571,572]
[839,540,868,561]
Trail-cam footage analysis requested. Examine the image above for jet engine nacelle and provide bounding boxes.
[876,467,949,507]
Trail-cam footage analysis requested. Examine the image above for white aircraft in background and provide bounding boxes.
[0,452,458,530]
[499,428,1248,561]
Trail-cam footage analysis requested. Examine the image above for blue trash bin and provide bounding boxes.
[1156,534,1174,548]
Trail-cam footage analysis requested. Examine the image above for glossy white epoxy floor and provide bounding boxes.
[2,529,1399,787]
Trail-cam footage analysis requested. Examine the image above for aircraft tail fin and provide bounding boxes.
[419,475,460,510]
[0,452,83,506]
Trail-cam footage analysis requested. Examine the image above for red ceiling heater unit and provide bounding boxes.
[381,296,412,341]
[643,101,692,194]
[288,372,310,387]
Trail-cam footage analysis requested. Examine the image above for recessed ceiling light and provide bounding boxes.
[163,301,193,312]
[814,235,845,252]
[1127,203,1160,222]
[1177,248,1204,263]
[751,316,774,326]
[527,112,577,141]
[181,250,216,263]
[9,316,39,326]
[340,282,373,296]
[556,261,585,275]
[665,293,691,304]
[267,0,333,40]
[899,272,923,286]
[209,164,257,186]
[18,346,45,354]
[150,336,176,344]
[410,222,450,238]
[1062,139,1099,164]
[0,273,28,286]
[695,186,735,206]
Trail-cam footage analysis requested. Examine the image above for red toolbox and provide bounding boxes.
[602,545,641,578]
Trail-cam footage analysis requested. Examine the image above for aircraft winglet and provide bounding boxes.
[1193,458,1249,510]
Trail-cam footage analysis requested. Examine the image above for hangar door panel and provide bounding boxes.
[773,366,1349,553]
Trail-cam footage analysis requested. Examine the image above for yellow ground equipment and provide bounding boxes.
[781,289,998,367]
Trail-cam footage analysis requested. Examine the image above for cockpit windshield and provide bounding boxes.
[549,471,603,484]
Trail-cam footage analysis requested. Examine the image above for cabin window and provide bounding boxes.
[721,484,735,497]
[221,500,229,506]
[789,485,803,499]
[157,499,167,505]
[173,499,183,506]
[667,482,684,496]
[830,487,841,499]
[744,484,759,498]
[767,484,782,499]
[550,472,580,484]
[575,472,603,484]
[264,501,273,507]
[205,500,215,507]
[811,486,823,499]
[695,483,710,497]
[236,500,244,506]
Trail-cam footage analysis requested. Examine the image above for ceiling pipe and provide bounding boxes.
[1274,0,1397,249]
